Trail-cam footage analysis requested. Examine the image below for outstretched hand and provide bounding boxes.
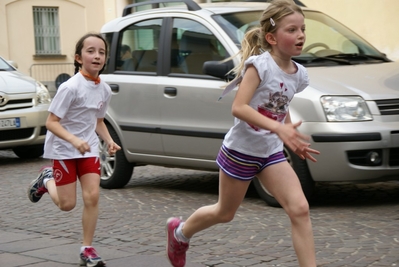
[274,121,320,162]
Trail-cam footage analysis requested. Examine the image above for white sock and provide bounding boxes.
[80,246,92,253]
[175,222,190,243]
[43,177,54,189]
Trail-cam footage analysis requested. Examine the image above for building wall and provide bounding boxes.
[302,0,399,61]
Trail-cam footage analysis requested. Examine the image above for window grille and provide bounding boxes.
[33,7,60,55]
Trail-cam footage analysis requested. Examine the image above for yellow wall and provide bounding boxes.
[302,0,399,61]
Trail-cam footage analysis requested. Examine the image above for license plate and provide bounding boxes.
[0,118,20,129]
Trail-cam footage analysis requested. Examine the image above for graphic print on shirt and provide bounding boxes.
[97,101,104,111]
[249,82,289,131]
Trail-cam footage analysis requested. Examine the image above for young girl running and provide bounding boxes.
[27,33,120,267]
[166,1,320,267]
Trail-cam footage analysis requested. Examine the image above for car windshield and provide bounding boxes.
[0,57,13,71]
[213,10,389,66]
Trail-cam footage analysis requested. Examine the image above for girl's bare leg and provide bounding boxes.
[257,161,316,267]
[47,179,77,211]
[79,173,100,246]
[182,170,251,238]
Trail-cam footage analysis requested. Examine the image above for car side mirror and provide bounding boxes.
[203,60,235,81]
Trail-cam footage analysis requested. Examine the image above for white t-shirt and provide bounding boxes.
[43,72,112,159]
[223,52,309,158]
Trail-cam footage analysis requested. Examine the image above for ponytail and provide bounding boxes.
[235,28,263,76]
[74,62,80,75]
[223,27,262,87]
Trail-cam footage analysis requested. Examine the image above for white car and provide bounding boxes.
[99,0,399,206]
[0,56,51,158]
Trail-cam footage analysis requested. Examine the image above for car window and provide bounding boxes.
[0,58,13,71]
[304,13,358,56]
[116,18,162,72]
[212,11,262,46]
[303,11,382,57]
[171,18,228,75]
[214,10,383,63]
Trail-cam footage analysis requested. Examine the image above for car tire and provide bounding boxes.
[252,146,315,208]
[99,124,134,189]
[12,144,44,159]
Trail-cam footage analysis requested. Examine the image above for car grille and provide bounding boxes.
[0,128,35,141]
[0,98,33,112]
[375,99,399,115]
[389,148,399,166]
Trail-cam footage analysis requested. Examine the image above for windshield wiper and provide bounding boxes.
[322,53,390,62]
[293,56,352,65]
[294,53,391,66]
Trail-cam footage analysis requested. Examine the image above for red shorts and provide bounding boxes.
[52,157,100,186]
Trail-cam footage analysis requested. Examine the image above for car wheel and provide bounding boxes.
[12,144,44,159]
[99,124,134,189]
[253,146,315,207]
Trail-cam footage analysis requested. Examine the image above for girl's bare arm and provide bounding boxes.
[96,118,121,155]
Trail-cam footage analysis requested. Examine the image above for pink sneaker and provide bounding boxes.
[79,247,106,267]
[166,217,189,267]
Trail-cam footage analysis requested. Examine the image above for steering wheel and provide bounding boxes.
[303,42,330,53]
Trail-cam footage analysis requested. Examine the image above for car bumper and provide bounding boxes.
[301,119,399,183]
[0,105,49,149]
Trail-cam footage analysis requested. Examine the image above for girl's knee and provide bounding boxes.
[215,210,235,223]
[83,191,99,207]
[59,201,76,211]
[286,199,310,219]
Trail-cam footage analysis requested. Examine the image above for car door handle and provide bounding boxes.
[164,87,177,96]
[109,84,119,93]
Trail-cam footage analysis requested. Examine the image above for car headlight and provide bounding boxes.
[321,96,372,122]
[36,81,51,104]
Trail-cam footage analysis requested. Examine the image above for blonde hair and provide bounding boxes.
[228,0,304,79]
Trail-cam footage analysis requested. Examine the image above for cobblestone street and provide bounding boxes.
[0,150,398,266]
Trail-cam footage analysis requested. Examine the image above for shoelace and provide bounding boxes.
[173,241,188,254]
[83,247,100,259]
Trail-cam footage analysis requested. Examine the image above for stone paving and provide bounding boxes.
[0,149,398,266]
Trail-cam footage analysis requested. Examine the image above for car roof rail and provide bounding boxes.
[122,0,201,16]
[250,0,306,7]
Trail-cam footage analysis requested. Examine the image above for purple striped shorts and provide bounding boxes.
[216,145,286,181]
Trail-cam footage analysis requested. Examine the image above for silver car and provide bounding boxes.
[99,0,399,206]
[0,56,51,158]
